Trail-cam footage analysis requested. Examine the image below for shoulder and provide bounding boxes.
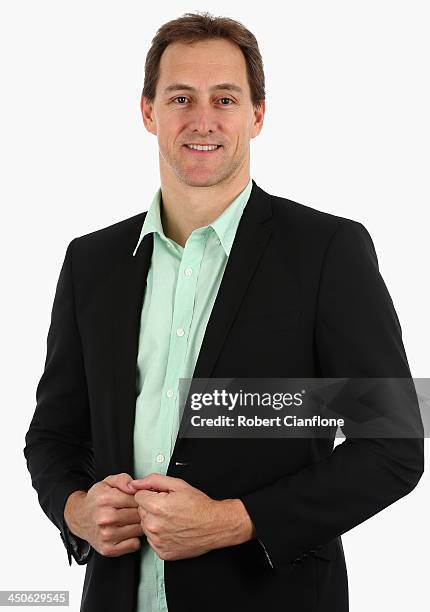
[258,183,374,251]
[270,190,363,235]
[68,210,147,266]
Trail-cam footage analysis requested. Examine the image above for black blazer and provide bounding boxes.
[24,179,424,612]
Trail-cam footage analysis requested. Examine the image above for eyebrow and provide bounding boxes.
[163,82,243,95]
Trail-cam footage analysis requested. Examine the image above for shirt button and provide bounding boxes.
[166,389,174,398]
[184,267,193,276]
[156,454,165,463]
[176,328,184,337]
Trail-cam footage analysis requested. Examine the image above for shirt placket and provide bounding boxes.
[155,229,208,612]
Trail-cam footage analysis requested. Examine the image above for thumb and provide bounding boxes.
[103,472,136,494]
[129,473,188,493]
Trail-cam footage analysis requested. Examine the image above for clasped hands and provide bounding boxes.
[103,472,255,561]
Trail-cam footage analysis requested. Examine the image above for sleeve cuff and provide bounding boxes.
[60,524,93,566]
[52,479,94,566]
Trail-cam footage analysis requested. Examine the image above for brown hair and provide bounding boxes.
[142,11,265,109]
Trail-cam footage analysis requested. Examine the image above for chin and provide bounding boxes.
[175,168,225,188]
[182,177,220,188]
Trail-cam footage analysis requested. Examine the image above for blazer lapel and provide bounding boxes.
[177,181,273,439]
[192,180,273,381]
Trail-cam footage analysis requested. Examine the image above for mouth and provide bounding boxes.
[182,144,223,156]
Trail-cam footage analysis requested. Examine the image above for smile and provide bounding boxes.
[183,144,222,154]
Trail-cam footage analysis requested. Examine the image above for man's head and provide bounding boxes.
[140,11,266,188]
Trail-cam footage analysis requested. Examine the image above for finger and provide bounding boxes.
[137,505,148,521]
[101,537,141,558]
[112,507,142,526]
[107,523,145,544]
[103,487,140,509]
[134,489,165,510]
[103,473,136,495]
[129,473,186,493]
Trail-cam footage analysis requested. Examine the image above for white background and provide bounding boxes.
[1,1,428,610]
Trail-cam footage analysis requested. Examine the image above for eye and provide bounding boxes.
[171,96,234,105]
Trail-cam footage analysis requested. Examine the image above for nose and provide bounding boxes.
[188,100,219,136]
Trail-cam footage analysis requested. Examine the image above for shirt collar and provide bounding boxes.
[132,177,253,257]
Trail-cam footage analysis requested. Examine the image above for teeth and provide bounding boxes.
[186,144,219,151]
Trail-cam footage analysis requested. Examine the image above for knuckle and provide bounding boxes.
[99,543,114,557]
[97,494,110,506]
[96,510,114,527]
[148,502,161,515]
[99,526,111,540]
[146,521,158,535]
[131,538,141,551]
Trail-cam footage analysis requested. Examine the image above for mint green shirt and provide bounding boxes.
[132,177,253,612]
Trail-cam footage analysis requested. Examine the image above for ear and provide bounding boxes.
[141,95,157,135]
[251,99,266,139]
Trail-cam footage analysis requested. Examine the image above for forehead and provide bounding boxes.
[158,38,247,86]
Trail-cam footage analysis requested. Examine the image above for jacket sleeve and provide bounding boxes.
[23,238,95,566]
[238,220,424,571]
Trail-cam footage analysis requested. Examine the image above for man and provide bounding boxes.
[24,11,424,612]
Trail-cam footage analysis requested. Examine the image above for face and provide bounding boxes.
[141,38,265,188]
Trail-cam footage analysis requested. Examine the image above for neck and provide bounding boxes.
[159,162,250,248]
